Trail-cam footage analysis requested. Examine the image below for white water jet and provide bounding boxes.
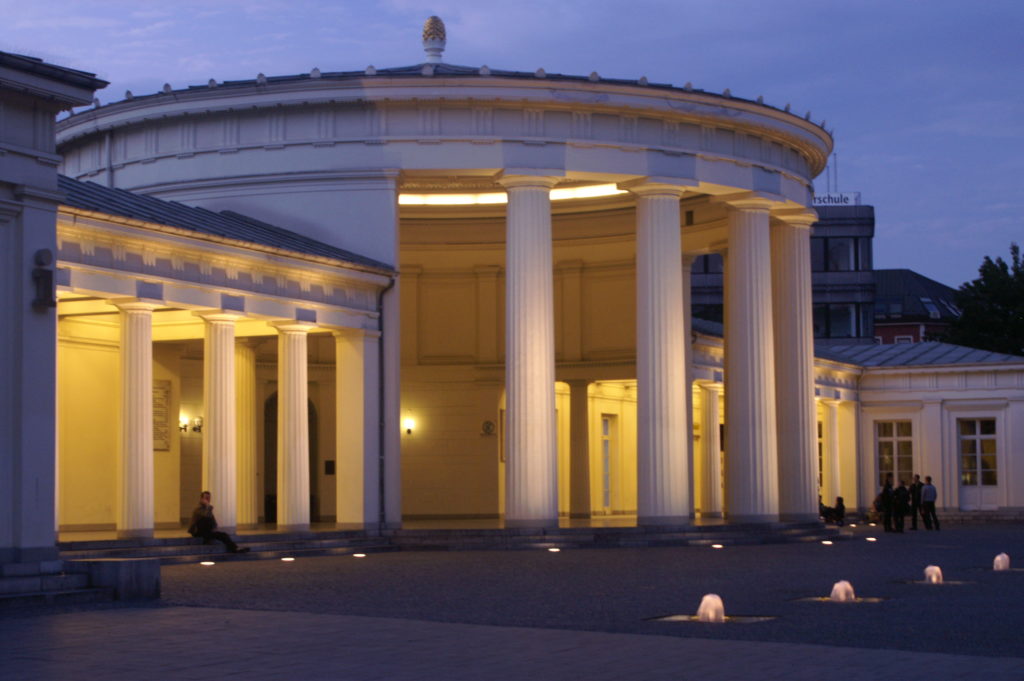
[994,553,1011,571]
[696,593,725,623]
[829,580,856,602]
[924,565,943,584]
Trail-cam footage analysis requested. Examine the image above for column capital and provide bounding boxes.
[713,192,780,213]
[697,380,724,395]
[237,337,264,350]
[269,320,316,334]
[772,208,819,228]
[193,310,244,324]
[110,299,160,313]
[618,177,695,198]
[495,172,561,190]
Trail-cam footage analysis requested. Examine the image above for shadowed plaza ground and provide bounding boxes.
[3,523,1023,680]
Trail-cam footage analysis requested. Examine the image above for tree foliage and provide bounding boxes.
[943,243,1024,355]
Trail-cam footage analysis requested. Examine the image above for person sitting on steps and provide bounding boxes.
[823,496,845,526]
[188,491,250,553]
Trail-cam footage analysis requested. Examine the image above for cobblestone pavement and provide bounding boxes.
[2,605,1023,681]
[3,524,1024,680]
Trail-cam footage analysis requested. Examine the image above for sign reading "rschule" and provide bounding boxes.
[812,192,862,206]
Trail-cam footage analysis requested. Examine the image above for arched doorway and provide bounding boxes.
[263,393,319,523]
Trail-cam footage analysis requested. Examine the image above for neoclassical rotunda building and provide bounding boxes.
[46,18,1024,540]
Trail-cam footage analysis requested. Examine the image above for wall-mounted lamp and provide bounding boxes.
[179,416,189,433]
[191,416,203,434]
[402,417,415,435]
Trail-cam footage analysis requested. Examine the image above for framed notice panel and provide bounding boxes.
[153,379,171,451]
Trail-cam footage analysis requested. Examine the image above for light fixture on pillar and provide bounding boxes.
[402,417,415,435]
[191,416,203,434]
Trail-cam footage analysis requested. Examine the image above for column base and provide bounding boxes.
[726,514,779,524]
[638,515,691,527]
[699,511,724,519]
[504,518,558,529]
[779,512,820,523]
[276,523,310,533]
[117,528,154,540]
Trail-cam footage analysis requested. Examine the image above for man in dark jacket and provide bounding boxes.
[908,474,923,530]
[188,491,249,553]
[880,474,894,532]
[892,480,910,533]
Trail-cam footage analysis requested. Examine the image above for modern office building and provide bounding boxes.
[692,201,876,345]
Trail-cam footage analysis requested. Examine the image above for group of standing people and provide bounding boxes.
[878,474,940,532]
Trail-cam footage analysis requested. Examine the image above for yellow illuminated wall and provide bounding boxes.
[58,317,118,529]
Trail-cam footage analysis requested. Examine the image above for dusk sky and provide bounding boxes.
[5,0,1021,288]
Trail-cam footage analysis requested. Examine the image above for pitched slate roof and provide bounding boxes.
[58,176,392,272]
[874,269,960,321]
[692,317,723,338]
[0,50,108,90]
[816,341,1023,367]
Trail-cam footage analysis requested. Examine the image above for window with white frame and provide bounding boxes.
[958,418,997,486]
[876,421,913,486]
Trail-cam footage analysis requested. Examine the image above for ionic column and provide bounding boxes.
[235,339,260,528]
[723,199,779,522]
[822,399,841,504]
[334,328,381,531]
[199,313,240,532]
[632,182,690,525]
[498,174,559,527]
[115,301,158,539]
[568,380,591,519]
[272,322,313,531]
[700,383,723,518]
[771,212,819,521]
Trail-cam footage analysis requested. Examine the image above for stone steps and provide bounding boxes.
[0,586,114,609]
[0,560,116,607]
[57,522,845,564]
[385,523,844,551]
[61,534,392,565]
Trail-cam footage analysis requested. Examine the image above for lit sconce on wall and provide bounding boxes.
[402,417,415,435]
[179,415,189,433]
[191,416,203,434]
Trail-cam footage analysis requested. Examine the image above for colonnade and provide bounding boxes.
[112,303,381,539]
[501,179,821,526]
[109,177,822,535]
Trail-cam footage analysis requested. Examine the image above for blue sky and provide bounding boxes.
[5,0,1022,288]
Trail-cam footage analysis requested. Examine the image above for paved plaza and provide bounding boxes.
[3,523,1024,680]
